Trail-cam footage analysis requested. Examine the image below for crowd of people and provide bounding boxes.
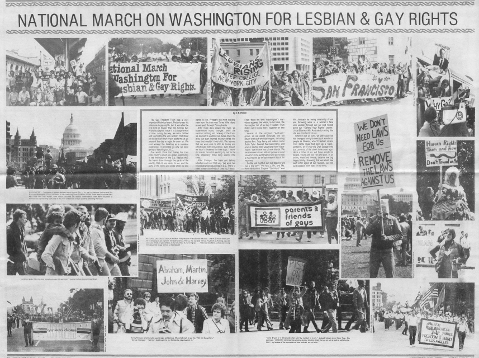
[374,307,473,351]
[110,290,233,334]
[6,64,104,106]
[271,69,311,106]
[238,190,338,244]
[239,279,368,334]
[7,205,134,276]
[140,201,235,236]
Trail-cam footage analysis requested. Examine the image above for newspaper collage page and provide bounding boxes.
[1,0,478,357]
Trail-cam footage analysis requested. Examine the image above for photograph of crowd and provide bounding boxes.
[108,254,235,334]
[140,174,235,238]
[6,38,105,106]
[312,36,413,106]
[7,283,104,352]
[109,36,207,106]
[414,222,476,280]
[239,250,369,334]
[6,111,137,190]
[6,204,137,277]
[416,140,474,221]
[238,173,338,244]
[211,37,311,106]
[416,38,475,137]
[372,281,474,353]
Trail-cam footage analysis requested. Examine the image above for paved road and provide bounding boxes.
[113,93,206,106]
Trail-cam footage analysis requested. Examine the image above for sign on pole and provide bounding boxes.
[418,318,457,348]
[354,114,395,190]
[425,140,457,167]
[286,257,307,287]
[157,259,208,293]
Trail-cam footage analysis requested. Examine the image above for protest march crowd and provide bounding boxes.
[7,204,134,276]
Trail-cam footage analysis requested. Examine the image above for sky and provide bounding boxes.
[7,109,135,148]
[7,282,77,311]
[375,279,433,305]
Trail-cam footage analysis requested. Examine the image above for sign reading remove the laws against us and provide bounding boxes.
[418,319,457,348]
[312,73,398,105]
[354,114,395,190]
[286,257,307,287]
[211,42,270,88]
[32,322,91,341]
[425,139,457,167]
[157,259,208,293]
[248,201,322,231]
[110,61,201,96]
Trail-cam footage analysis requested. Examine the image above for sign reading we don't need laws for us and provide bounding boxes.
[354,114,395,190]
[157,260,208,293]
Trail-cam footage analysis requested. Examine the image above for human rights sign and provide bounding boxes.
[286,257,307,287]
[418,319,457,348]
[211,42,270,88]
[425,139,457,167]
[248,201,322,231]
[354,114,395,190]
[312,73,398,105]
[110,61,201,96]
[32,322,92,340]
[156,259,208,293]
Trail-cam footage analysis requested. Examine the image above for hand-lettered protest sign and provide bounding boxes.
[425,140,457,167]
[354,114,395,190]
[157,259,208,293]
[211,42,270,88]
[312,73,398,105]
[286,257,307,287]
[110,62,201,96]
[418,318,457,348]
[175,194,208,208]
[424,97,453,111]
[247,201,322,231]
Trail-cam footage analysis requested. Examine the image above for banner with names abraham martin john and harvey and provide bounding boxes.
[156,259,209,293]
[110,61,201,96]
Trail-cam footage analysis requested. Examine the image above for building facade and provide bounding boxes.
[347,36,413,66]
[371,283,387,309]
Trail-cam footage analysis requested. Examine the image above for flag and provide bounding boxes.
[434,284,446,312]
[419,284,437,309]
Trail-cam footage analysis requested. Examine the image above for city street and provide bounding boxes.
[113,93,206,106]
[239,230,338,245]
[7,325,104,352]
[373,318,475,354]
[341,235,412,278]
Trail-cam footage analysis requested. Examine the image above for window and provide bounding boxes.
[389,55,394,65]
[168,184,170,193]
[388,37,394,45]
[314,175,321,184]
[281,175,287,184]
[330,175,337,184]
[298,175,303,184]
[225,50,229,55]
[237,49,241,56]
[256,49,260,55]
[359,37,365,45]
[211,185,217,193]
[250,49,253,56]
[211,175,216,181]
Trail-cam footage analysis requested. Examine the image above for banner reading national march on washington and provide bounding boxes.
[211,42,270,88]
[248,201,322,231]
[111,61,201,96]
[312,72,398,105]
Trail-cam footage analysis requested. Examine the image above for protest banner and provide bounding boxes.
[424,97,453,111]
[211,42,270,89]
[286,257,307,287]
[425,139,457,167]
[312,73,398,105]
[156,259,208,293]
[354,114,395,190]
[418,318,457,348]
[110,61,201,96]
[175,193,208,208]
[247,201,322,231]
[32,322,92,341]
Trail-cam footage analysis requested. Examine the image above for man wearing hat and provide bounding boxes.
[113,212,131,276]
[103,214,122,276]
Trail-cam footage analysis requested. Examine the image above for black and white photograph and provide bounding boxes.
[312,36,412,106]
[238,250,369,334]
[211,37,312,106]
[140,173,235,238]
[7,282,104,352]
[416,140,474,221]
[414,222,476,280]
[6,110,137,190]
[108,254,235,334]
[372,281,475,353]
[416,36,475,137]
[6,204,137,277]
[109,36,207,106]
[238,173,338,244]
[6,38,105,106]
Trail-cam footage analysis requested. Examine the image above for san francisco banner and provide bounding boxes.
[211,42,270,89]
[110,61,201,96]
[312,72,398,105]
[32,322,92,341]
[247,201,322,231]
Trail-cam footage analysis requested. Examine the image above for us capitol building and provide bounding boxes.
[60,114,94,165]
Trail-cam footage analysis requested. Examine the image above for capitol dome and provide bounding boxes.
[62,114,82,148]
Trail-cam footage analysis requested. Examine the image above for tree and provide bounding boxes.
[210,175,235,207]
[178,37,208,56]
[239,175,277,200]
[208,254,235,297]
[67,289,103,315]
[313,37,349,61]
